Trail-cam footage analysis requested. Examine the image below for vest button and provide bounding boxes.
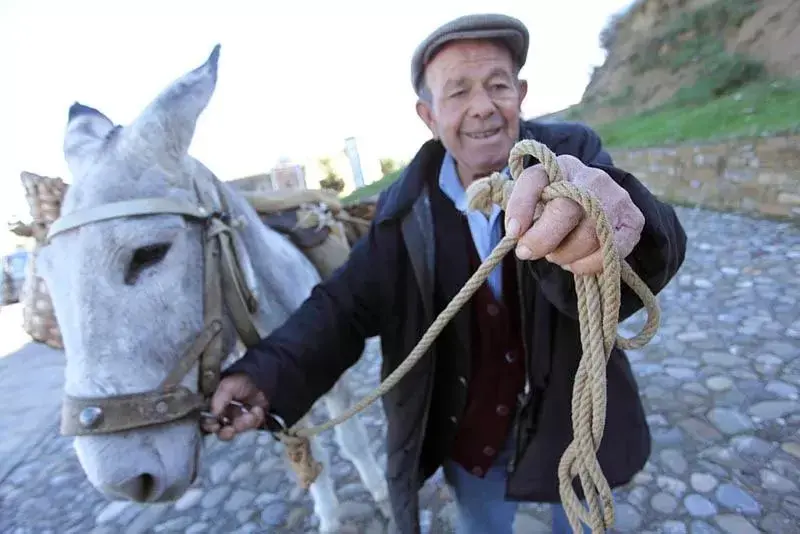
[483,446,496,457]
[458,376,467,386]
[471,466,484,476]
[487,303,500,317]
[504,351,516,363]
[450,416,459,424]
[496,404,510,416]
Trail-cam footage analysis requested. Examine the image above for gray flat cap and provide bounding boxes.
[411,13,529,95]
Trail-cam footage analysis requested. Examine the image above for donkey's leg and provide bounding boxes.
[284,415,342,533]
[322,379,390,514]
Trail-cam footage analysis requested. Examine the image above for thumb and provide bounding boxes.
[210,377,238,416]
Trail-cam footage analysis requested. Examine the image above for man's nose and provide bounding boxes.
[468,89,496,119]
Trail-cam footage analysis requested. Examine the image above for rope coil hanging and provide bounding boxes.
[272,139,661,533]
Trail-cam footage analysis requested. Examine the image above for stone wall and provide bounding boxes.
[608,134,800,220]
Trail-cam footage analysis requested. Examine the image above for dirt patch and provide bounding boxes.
[576,0,800,124]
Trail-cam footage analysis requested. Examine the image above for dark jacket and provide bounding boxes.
[226,119,687,533]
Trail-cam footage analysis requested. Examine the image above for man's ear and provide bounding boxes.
[517,78,529,107]
[415,99,438,140]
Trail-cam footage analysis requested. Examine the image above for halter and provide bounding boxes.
[47,184,265,436]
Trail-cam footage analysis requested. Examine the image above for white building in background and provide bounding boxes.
[227,156,307,194]
[225,139,390,197]
[272,157,307,191]
[344,137,365,189]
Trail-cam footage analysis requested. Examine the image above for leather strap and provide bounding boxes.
[47,198,210,241]
[161,319,224,389]
[211,219,264,347]
[59,320,223,436]
[199,227,226,395]
[60,386,206,436]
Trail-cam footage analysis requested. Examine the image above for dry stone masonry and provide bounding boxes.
[609,134,800,220]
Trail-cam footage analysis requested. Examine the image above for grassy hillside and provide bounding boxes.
[593,78,800,149]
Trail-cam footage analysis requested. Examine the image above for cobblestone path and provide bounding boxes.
[1,206,799,533]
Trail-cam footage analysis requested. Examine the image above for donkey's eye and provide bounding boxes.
[125,243,171,285]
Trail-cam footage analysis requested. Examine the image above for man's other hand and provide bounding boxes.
[504,154,645,275]
[201,373,269,441]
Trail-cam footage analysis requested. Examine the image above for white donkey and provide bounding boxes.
[36,45,389,532]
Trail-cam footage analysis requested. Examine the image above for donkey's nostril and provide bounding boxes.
[115,473,160,502]
[139,473,156,499]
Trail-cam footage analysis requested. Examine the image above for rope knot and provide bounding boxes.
[466,172,514,215]
[277,432,322,489]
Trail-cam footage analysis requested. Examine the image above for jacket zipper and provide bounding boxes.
[403,191,436,525]
[517,260,531,396]
[508,260,531,475]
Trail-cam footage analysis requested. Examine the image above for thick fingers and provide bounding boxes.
[210,380,237,416]
[545,216,599,266]
[232,412,257,433]
[504,165,548,237]
[207,374,270,441]
[200,420,220,434]
[613,212,645,259]
[566,248,604,275]
[214,406,263,441]
[516,197,582,260]
[569,163,645,259]
[219,426,236,441]
[232,405,265,433]
[250,405,266,426]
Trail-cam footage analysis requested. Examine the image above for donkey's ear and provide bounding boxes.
[63,103,116,179]
[123,44,221,165]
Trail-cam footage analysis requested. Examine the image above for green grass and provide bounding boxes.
[595,79,800,149]
[340,168,403,204]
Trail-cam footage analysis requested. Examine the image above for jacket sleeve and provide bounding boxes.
[524,124,687,322]
[222,204,399,427]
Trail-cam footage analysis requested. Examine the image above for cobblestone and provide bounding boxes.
[1,207,799,532]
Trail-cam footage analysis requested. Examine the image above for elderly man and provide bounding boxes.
[205,13,687,534]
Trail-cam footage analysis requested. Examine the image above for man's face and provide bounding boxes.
[416,39,528,184]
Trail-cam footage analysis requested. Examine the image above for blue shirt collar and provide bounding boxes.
[438,151,509,212]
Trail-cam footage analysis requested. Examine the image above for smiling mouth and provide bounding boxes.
[464,127,502,140]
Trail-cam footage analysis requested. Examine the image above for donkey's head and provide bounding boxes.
[37,45,238,503]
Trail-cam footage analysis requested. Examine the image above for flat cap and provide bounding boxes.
[411,13,529,95]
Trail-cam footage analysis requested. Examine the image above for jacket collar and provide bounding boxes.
[374,139,445,224]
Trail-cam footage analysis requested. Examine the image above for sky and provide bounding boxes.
[0,0,635,250]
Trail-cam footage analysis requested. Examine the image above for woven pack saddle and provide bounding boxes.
[48,182,370,438]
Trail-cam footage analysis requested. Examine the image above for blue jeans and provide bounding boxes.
[442,436,594,534]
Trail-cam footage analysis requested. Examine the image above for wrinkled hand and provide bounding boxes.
[504,154,645,275]
[200,373,269,441]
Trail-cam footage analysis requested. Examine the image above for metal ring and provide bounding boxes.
[262,412,288,434]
